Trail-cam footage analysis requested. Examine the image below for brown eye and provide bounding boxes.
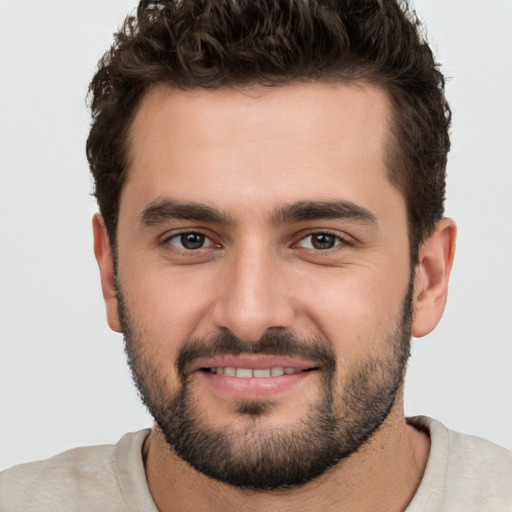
[311,234,336,250]
[181,233,205,249]
[168,232,209,250]
[297,232,344,250]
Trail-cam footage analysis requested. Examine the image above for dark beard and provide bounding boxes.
[119,283,412,490]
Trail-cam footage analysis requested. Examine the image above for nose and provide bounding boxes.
[212,244,295,342]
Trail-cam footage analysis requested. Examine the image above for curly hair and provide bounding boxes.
[87,0,451,258]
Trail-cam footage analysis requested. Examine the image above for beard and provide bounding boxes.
[118,281,413,491]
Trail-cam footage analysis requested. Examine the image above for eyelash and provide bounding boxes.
[293,230,351,251]
[163,229,351,253]
[163,230,217,252]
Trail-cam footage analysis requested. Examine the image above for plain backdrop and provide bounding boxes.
[0,0,511,471]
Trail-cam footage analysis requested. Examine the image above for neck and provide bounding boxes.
[143,402,430,512]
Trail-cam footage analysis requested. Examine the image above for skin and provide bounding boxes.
[93,82,456,511]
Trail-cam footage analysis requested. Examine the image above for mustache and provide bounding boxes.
[176,331,337,379]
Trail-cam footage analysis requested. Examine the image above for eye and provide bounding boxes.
[166,231,214,250]
[296,232,345,250]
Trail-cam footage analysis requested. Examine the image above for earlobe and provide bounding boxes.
[411,218,457,338]
[92,213,122,333]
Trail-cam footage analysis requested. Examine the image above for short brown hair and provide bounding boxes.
[87,0,451,258]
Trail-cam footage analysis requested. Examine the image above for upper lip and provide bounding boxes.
[190,355,319,373]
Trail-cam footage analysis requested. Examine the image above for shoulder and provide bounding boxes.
[442,420,512,503]
[0,429,151,512]
[407,416,512,511]
[426,416,512,485]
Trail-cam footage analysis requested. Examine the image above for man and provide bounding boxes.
[1,0,510,510]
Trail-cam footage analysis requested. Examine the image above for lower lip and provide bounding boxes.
[198,370,315,400]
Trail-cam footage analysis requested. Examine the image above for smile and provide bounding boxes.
[197,362,318,400]
[205,367,301,377]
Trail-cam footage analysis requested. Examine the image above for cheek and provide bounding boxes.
[120,262,218,348]
[296,265,410,357]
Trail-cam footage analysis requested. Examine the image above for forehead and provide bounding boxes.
[122,82,401,222]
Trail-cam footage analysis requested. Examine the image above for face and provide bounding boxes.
[110,83,415,489]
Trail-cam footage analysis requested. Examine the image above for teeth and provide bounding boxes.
[213,366,298,377]
[223,367,236,377]
[253,369,271,378]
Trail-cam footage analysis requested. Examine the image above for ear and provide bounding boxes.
[92,213,122,333]
[411,218,457,338]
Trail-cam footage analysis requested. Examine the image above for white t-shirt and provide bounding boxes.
[1,417,511,511]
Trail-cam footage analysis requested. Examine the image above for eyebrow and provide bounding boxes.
[139,197,377,228]
[271,200,378,225]
[139,197,233,226]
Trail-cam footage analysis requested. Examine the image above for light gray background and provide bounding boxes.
[0,1,511,470]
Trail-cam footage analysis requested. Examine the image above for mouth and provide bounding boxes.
[191,354,320,376]
[192,356,320,400]
[202,366,316,377]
